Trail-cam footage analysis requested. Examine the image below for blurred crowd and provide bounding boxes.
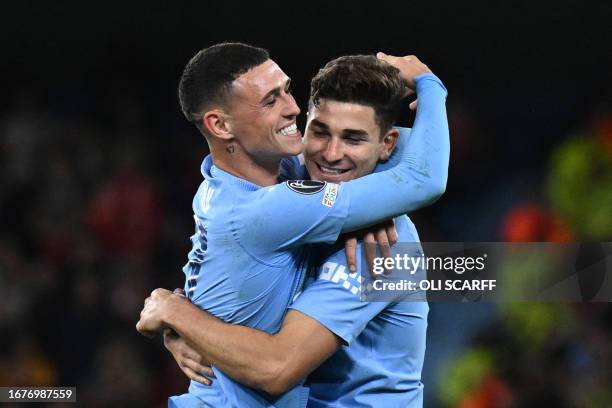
[0,89,207,406]
[429,113,612,407]
[0,86,610,407]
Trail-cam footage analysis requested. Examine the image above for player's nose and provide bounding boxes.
[282,93,300,118]
[322,137,343,163]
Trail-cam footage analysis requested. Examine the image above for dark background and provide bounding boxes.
[1,1,611,406]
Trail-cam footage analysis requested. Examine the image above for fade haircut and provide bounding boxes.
[310,55,406,134]
[178,42,270,134]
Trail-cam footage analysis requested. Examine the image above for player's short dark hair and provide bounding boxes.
[178,42,270,133]
[310,55,405,134]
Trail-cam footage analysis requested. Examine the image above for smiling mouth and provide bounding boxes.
[316,162,350,175]
[277,123,298,136]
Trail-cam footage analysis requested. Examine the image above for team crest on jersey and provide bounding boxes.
[286,180,326,195]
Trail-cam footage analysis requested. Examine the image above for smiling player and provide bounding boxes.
[137,43,449,407]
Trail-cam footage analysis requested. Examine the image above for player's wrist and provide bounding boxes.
[415,74,447,95]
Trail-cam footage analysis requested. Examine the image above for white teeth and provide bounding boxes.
[320,165,344,175]
[278,123,297,136]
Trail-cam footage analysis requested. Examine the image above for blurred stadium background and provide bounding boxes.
[1,1,611,406]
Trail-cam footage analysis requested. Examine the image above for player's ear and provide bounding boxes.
[379,127,399,161]
[203,109,233,141]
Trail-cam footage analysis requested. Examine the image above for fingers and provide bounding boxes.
[182,356,210,375]
[376,52,412,96]
[376,52,416,66]
[344,221,399,279]
[376,228,395,275]
[344,237,358,272]
[165,331,214,385]
[163,329,178,350]
[375,228,391,261]
[164,331,210,369]
[181,364,212,386]
[137,297,165,338]
[182,357,215,382]
[149,288,173,300]
[363,232,378,279]
[164,331,194,359]
[376,52,431,90]
[173,287,187,297]
[409,99,418,111]
[386,220,398,246]
[200,365,216,379]
[182,346,207,363]
[135,320,155,338]
[376,51,397,64]
[376,219,398,274]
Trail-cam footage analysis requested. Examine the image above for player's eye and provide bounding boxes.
[312,129,329,137]
[345,137,363,145]
[265,98,277,107]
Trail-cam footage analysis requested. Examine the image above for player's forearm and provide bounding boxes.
[342,74,449,231]
[162,299,286,393]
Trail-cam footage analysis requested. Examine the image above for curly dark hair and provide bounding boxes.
[310,55,406,133]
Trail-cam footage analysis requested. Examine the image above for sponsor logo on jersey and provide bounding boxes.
[322,183,339,207]
[319,261,362,295]
[286,180,327,195]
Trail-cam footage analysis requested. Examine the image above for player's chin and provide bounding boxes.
[280,138,304,156]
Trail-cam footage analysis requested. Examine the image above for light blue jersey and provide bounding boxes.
[290,216,428,408]
[169,74,448,408]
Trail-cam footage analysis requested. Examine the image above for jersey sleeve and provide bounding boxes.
[236,74,448,253]
[372,127,411,173]
[234,180,351,253]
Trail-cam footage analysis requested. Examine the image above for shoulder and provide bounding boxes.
[280,155,307,181]
[395,215,421,243]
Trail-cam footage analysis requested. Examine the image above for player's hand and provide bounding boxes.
[136,288,177,338]
[344,219,398,278]
[173,287,187,297]
[364,220,397,279]
[376,53,432,95]
[164,329,215,386]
